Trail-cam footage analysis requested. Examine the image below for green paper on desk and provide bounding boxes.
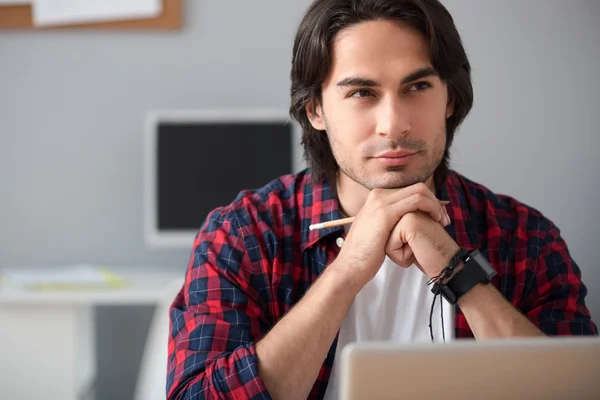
[0,264,127,291]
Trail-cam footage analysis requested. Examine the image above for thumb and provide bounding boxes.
[385,222,415,268]
[393,244,416,268]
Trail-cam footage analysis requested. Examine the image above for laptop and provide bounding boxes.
[339,336,600,400]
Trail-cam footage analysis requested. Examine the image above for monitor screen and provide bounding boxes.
[144,110,299,248]
[157,121,293,230]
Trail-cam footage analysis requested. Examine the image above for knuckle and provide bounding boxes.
[369,193,385,211]
[415,182,429,194]
[373,203,388,220]
[403,212,420,224]
[369,188,383,200]
[409,193,425,206]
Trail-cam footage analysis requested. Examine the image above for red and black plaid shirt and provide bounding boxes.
[167,169,597,399]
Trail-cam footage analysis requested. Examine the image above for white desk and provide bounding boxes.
[0,267,184,400]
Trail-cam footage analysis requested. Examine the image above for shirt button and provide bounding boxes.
[336,237,345,248]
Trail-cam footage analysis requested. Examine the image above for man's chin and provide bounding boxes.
[338,165,433,191]
[365,171,430,190]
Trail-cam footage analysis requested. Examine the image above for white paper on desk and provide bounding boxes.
[32,0,162,27]
[1,264,112,289]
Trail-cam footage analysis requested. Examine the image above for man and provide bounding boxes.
[166,0,597,399]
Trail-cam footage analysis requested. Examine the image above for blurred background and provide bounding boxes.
[0,0,598,399]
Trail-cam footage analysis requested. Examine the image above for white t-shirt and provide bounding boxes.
[323,249,454,400]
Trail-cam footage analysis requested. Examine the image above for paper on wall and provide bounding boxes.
[32,0,162,27]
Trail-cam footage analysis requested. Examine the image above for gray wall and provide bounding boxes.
[0,1,598,399]
[445,0,600,320]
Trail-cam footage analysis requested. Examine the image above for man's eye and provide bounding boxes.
[408,81,433,91]
[349,89,373,98]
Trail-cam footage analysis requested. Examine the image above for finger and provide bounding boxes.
[388,193,449,226]
[374,183,449,226]
[379,182,441,207]
[385,218,403,252]
[385,220,414,266]
[395,246,416,268]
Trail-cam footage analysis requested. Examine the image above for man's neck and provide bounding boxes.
[336,172,436,217]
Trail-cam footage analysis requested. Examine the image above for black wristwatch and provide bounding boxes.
[433,249,497,304]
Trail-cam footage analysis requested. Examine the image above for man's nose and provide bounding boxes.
[376,97,411,139]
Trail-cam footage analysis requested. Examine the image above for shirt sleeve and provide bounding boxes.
[522,221,597,335]
[166,208,274,399]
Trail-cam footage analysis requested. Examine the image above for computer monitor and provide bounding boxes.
[143,109,302,248]
[340,336,600,400]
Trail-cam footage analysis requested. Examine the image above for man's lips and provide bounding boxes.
[372,150,419,166]
[373,150,418,158]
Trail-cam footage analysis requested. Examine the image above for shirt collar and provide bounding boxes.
[436,170,472,223]
[299,173,344,252]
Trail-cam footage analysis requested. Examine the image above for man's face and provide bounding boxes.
[308,19,453,190]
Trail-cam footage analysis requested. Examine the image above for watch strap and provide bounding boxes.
[430,249,494,305]
[445,260,488,302]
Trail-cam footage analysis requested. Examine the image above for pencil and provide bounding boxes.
[308,200,451,231]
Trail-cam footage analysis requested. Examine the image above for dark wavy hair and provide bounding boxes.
[289,0,473,189]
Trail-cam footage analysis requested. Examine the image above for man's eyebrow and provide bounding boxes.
[336,76,381,88]
[401,67,438,84]
[336,67,439,88]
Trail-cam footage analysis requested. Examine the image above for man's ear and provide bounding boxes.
[446,95,455,119]
[306,101,326,131]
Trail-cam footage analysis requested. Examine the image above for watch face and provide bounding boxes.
[470,250,498,279]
